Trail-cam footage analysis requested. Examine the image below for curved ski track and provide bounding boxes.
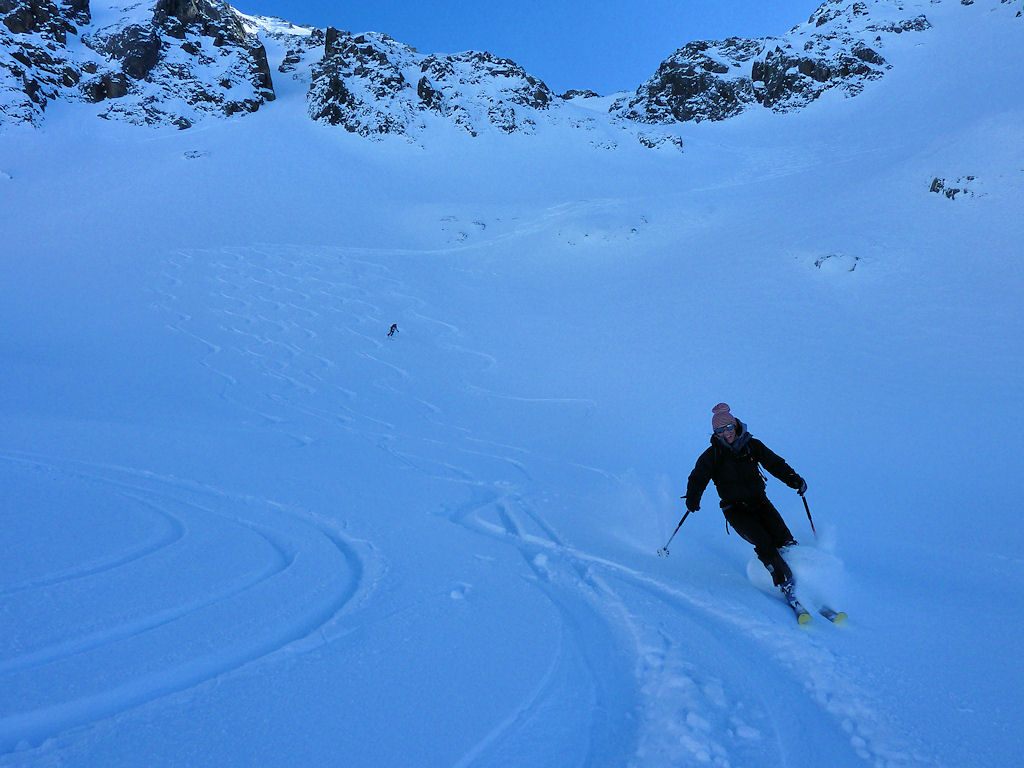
[0,239,937,765]
[152,241,936,768]
[0,452,373,753]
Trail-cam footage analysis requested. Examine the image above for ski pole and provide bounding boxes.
[657,503,692,557]
[801,494,817,538]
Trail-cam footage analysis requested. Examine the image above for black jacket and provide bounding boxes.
[686,420,803,511]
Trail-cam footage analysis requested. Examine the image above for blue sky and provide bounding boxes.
[235,1,821,94]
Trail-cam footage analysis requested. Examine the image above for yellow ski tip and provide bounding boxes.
[798,612,812,625]
[832,612,848,624]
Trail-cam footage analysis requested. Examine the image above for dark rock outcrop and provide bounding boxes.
[560,89,600,100]
[930,175,979,199]
[101,24,163,80]
[84,0,275,127]
[308,29,418,135]
[750,41,882,111]
[616,38,761,123]
[614,0,934,125]
[308,28,556,138]
[0,0,83,41]
[82,70,128,102]
[4,0,981,141]
[0,0,87,123]
[1,0,274,127]
[278,28,324,75]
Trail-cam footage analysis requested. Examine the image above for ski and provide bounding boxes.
[784,594,813,624]
[818,606,848,623]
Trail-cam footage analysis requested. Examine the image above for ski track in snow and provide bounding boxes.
[0,451,375,754]
[448,490,934,768]
[6,5,1022,759]
[0,490,186,599]
[141,241,940,767]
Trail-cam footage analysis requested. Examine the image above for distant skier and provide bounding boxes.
[684,403,807,601]
[388,323,398,337]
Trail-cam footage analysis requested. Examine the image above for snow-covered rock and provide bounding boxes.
[616,0,935,124]
[307,28,557,138]
[613,38,762,124]
[0,0,90,125]
[258,18,322,81]
[560,88,600,100]
[752,1,931,112]
[306,29,423,137]
[1,0,275,128]
[417,49,554,135]
[4,0,1015,134]
[930,174,982,199]
[83,0,275,128]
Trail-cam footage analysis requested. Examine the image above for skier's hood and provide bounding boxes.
[711,418,753,453]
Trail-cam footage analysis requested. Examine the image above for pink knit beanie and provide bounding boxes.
[712,403,736,429]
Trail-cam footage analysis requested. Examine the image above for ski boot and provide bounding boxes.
[780,577,811,624]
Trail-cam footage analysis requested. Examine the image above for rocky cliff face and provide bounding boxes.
[613,38,762,124]
[85,0,275,128]
[615,0,934,124]
[1,0,91,125]
[753,2,931,111]
[307,28,557,138]
[3,0,1016,136]
[1,0,274,128]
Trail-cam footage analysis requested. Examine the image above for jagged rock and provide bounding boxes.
[1,0,274,127]
[66,0,89,25]
[82,70,128,101]
[751,42,882,110]
[930,175,979,199]
[157,0,206,26]
[83,0,275,127]
[615,0,933,124]
[616,38,761,123]
[308,29,419,135]
[416,50,554,133]
[4,0,958,143]
[867,15,933,34]
[154,0,249,47]
[636,132,684,151]
[101,24,163,80]
[308,28,556,138]
[751,1,931,111]
[277,28,324,76]
[0,0,88,123]
[1,0,79,41]
[560,89,600,100]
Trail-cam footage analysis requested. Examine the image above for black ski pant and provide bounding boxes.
[722,499,795,587]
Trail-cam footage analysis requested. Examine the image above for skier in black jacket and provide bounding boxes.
[685,403,807,598]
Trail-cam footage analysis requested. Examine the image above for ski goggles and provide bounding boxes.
[713,423,736,434]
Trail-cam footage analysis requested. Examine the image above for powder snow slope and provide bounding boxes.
[1,1,1022,767]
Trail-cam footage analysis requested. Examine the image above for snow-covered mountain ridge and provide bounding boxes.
[2,0,1018,137]
[0,0,274,128]
[306,29,557,138]
[615,1,936,123]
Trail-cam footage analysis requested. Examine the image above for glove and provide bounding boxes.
[796,477,807,496]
